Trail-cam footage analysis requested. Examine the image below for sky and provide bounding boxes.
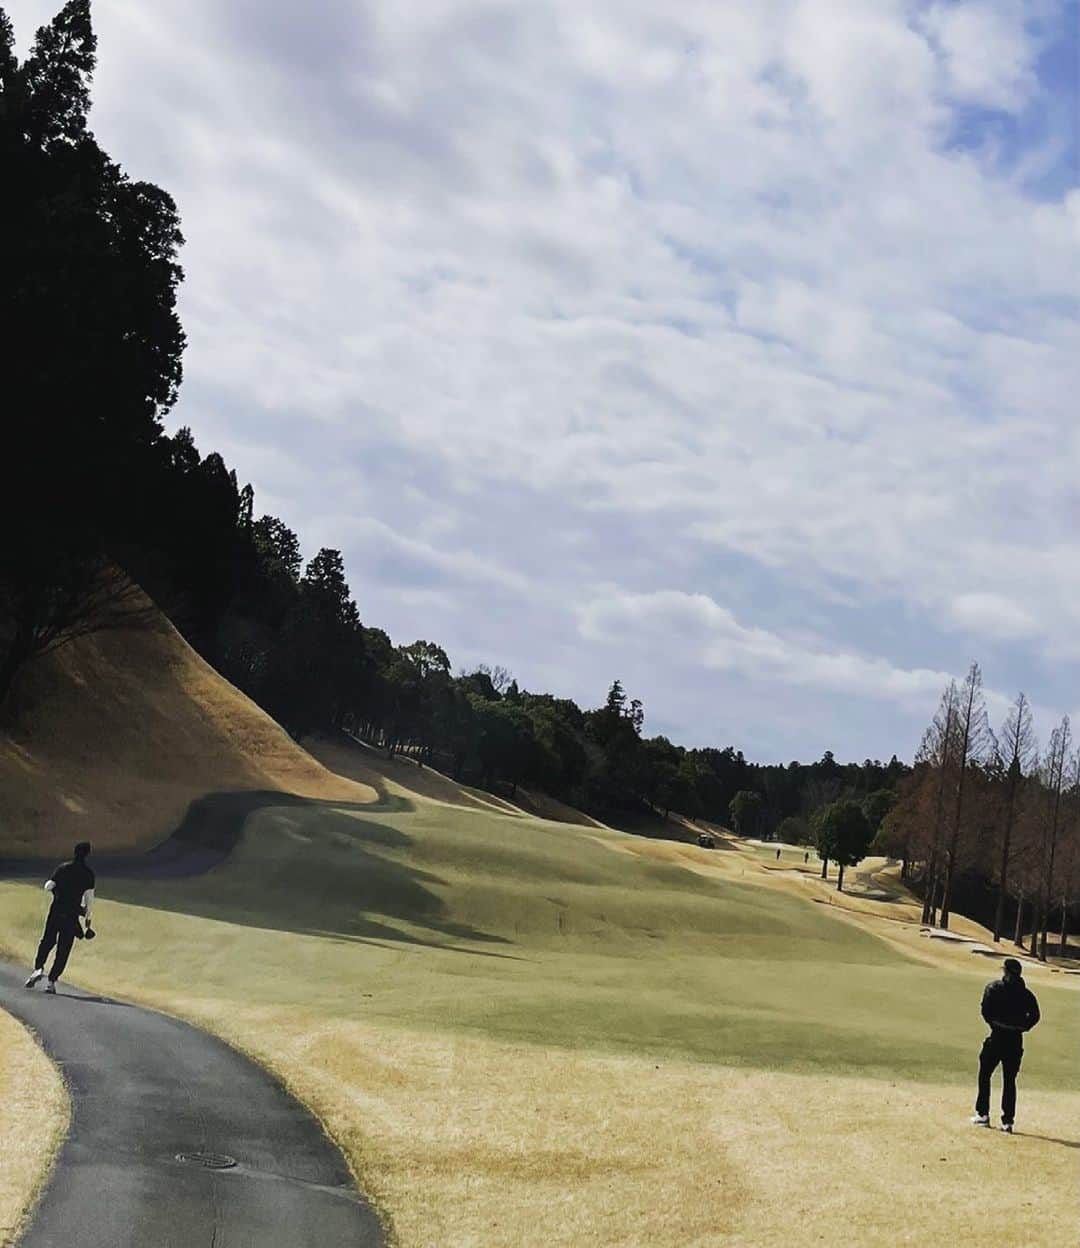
[11,0,1080,763]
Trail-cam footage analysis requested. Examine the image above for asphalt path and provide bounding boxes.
[0,962,384,1248]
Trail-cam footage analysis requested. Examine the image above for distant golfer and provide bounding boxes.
[25,841,96,995]
[970,957,1039,1133]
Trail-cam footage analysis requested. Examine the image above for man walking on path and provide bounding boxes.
[25,841,96,994]
[970,957,1040,1133]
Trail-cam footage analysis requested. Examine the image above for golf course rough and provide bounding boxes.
[0,759,1076,1246]
[0,1006,67,1248]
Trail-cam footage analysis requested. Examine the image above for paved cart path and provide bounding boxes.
[0,962,384,1248]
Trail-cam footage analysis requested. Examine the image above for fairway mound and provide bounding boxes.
[309,733,606,827]
[308,733,525,814]
[504,787,608,829]
[0,605,376,858]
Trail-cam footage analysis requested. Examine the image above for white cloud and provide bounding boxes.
[947,592,1039,642]
[923,1,1042,113]
[578,587,952,709]
[6,0,1078,758]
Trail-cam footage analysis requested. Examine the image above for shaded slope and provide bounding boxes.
[0,610,376,858]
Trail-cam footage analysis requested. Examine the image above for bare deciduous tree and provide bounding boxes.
[992,693,1038,942]
[938,663,993,930]
[1053,750,1080,958]
[1037,717,1071,960]
[918,681,960,926]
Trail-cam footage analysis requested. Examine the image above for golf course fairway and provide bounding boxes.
[1,748,1076,1245]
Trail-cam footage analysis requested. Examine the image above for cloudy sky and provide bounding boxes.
[13,1,1080,762]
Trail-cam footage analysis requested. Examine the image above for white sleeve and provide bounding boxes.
[82,888,95,920]
[44,880,56,893]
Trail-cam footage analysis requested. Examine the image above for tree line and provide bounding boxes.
[875,664,1078,958]
[0,2,913,836]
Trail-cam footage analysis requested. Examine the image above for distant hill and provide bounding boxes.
[0,605,376,858]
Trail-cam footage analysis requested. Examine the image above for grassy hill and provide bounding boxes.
[0,612,375,857]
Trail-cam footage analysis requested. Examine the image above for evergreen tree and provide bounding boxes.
[813,800,873,892]
[0,2,185,703]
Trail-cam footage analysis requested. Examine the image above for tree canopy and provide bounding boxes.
[813,800,874,891]
[0,1,186,700]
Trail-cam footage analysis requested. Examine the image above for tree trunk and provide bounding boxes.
[992,781,1019,943]
[925,871,945,929]
[922,703,957,925]
[939,783,968,930]
[1040,836,1060,962]
[1013,890,1024,947]
[1059,897,1068,959]
[836,863,845,892]
[940,685,978,931]
[820,858,828,880]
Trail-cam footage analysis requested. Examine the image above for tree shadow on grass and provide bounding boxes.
[81,791,523,960]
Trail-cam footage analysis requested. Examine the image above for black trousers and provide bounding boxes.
[35,907,80,983]
[975,1031,1023,1124]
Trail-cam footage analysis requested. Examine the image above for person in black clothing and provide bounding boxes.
[25,841,96,995]
[971,957,1040,1133]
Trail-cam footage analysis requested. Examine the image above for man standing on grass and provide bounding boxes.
[25,841,96,995]
[970,957,1040,1133]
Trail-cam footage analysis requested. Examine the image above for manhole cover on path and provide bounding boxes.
[176,1151,238,1170]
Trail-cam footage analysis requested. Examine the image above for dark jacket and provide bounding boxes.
[49,859,95,917]
[981,976,1040,1038]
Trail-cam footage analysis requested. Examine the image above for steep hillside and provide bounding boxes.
[0,610,376,857]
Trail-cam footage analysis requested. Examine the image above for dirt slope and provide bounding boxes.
[0,611,376,858]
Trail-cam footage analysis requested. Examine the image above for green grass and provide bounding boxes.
[2,790,1076,1088]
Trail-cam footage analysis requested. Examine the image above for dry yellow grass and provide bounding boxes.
[2,633,1075,1246]
[610,836,1069,982]
[0,611,375,857]
[0,1009,67,1248]
[306,735,511,815]
[307,736,608,829]
[83,999,1077,1248]
[0,779,1070,1248]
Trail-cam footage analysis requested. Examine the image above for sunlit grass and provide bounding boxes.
[1,788,1076,1246]
[0,1009,67,1248]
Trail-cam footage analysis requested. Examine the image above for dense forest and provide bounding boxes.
[2,4,1076,954]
